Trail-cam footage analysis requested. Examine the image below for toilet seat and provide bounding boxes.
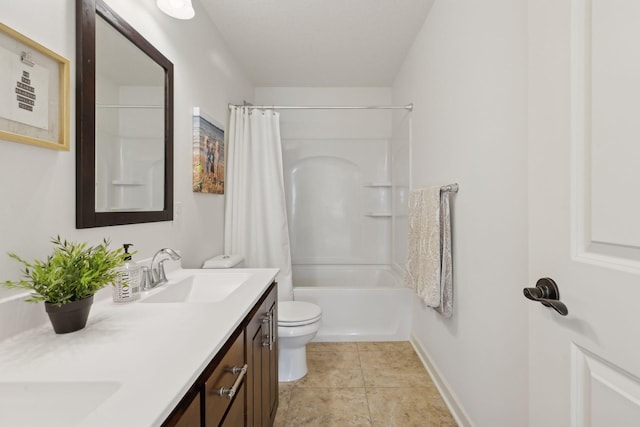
[278,301,322,327]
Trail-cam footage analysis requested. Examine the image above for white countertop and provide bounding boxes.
[0,267,278,427]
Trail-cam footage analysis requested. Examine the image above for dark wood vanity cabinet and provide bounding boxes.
[163,282,278,427]
[246,284,278,427]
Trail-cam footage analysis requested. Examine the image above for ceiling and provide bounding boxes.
[199,0,434,87]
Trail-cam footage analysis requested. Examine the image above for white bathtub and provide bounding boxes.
[292,265,412,342]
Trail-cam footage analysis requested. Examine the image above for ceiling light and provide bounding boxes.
[157,0,195,20]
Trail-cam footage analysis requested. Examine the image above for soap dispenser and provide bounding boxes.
[113,243,141,303]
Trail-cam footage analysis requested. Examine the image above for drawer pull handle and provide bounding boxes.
[216,364,248,400]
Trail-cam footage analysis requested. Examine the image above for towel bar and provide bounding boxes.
[440,183,459,193]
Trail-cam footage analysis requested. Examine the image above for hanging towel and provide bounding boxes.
[405,186,454,317]
[405,187,442,307]
[435,189,453,317]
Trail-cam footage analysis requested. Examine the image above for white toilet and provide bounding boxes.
[278,300,322,382]
[202,255,322,382]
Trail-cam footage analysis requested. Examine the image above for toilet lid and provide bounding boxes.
[279,301,322,326]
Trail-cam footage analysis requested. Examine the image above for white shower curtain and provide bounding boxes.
[224,107,294,301]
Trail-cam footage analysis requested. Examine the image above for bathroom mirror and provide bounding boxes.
[76,0,174,228]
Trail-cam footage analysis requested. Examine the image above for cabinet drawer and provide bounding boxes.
[221,382,245,427]
[204,331,245,427]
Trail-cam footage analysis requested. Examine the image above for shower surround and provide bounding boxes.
[255,87,411,340]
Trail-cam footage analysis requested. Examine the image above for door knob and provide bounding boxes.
[523,278,568,316]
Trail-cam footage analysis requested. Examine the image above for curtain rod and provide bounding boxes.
[228,103,413,111]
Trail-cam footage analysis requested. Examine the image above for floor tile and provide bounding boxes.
[286,387,372,427]
[360,349,433,388]
[296,350,364,388]
[274,382,296,427]
[279,381,296,405]
[308,342,358,352]
[366,387,457,427]
[358,347,424,368]
[274,408,287,427]
[277,341,456,426]
[357,341,415,354]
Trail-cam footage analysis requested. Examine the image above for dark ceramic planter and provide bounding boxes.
[44,296,94,334]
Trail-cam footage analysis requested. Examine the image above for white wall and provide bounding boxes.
[0,0,252,333]
[255,87,396,266]
[393,0,529,425]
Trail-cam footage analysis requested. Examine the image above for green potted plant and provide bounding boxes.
[3,236,126,334]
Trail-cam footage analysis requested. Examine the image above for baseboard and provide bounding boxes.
[410,333,475,427]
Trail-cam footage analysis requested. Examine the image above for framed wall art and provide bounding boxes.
[0,23,70,150]
[193,107,225,194]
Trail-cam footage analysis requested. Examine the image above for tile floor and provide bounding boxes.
[274,341,457,427]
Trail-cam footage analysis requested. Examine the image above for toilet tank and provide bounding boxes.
[201,254,244,269]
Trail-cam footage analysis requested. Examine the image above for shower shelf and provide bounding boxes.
[363,184,391,216]
[111,180,144,186]
[364,212,392,217]
[363,182,392,187]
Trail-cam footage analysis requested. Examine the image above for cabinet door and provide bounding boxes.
[246,283,278,427]
[265,292,278,426]
[246,301,266,426]
[261,318,270,427]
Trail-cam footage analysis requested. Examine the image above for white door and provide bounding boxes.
[529,0,640,426]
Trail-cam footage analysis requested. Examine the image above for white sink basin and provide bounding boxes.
[0,381,120,426]
[141,272,252,303]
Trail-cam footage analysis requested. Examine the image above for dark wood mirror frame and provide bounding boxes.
[76,0,174,228]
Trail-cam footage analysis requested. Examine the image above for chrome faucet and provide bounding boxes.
[142,248,182,290]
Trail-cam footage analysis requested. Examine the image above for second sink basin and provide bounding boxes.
[141,271,252,303]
